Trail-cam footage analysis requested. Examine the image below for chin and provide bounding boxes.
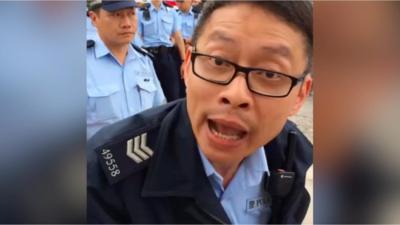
[202,146,247,166]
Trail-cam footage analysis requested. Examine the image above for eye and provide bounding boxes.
[208,56,229,67]
[128,10,136,16]
[213,57,224,66]
[110,12,117,17]
[265,71,280,78]
[256,70,283,80]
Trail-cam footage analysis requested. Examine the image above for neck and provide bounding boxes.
[153,2,161,10]
[182,7,191,13]
[212,160,242,188]
[106,43,129,65]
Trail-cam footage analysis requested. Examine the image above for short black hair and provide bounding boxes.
[192,1,313,72]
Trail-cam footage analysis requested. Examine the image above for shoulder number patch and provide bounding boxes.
[126,133,153,163]
[101,149,121,177]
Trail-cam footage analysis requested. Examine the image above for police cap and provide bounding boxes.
[88,0,136,12]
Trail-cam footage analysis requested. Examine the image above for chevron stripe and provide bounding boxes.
[126,133,153,163]
[133,136,149,160]
[126,139,143,163]
[140,133,153,156]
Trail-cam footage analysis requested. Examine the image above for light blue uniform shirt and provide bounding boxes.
[132,8,144,47]
[177,7,197,40]
[137,3,181,47]
[198,147,271,224]
[86,16,98,40]
[87,36,166,139]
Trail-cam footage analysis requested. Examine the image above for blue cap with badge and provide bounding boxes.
[88,0,136,12]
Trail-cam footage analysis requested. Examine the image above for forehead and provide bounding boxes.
[197,3,307,65]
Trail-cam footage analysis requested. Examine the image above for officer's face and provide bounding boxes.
[183,3,312,167]
[177,0,192,12]
[90,8,137,46]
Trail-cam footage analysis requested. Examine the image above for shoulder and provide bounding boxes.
[265,120,313,173]
[87,40,95,56]
[87,39,95,49]
[86,40,97,61]
[87,100,183,186]
[131,44,154,60]
[273,120,312,151]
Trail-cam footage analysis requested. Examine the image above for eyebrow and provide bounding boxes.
[207,30,236,45]
[261,45,292,58]
[207,30,292,58]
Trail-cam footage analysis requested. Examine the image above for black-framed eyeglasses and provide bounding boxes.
[190,51,309,97]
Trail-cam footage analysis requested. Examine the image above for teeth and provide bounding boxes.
[210,126,241,140]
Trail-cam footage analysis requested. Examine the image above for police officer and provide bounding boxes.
[176,0,198,47]
[174,0,198,97]
[88,1,313,223]
[137,0,186,102]
[86,0,166,139]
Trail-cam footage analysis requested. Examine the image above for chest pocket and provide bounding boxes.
[183,20,194,30]
[87,85,120,123]
[161,16,174,34]
[142,19,157,36]
[137,77,157,110]
[182,21,194,37]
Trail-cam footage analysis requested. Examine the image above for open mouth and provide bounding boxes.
[208,119,248,141]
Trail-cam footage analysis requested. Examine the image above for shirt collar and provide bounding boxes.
[179,7,194,16]
[198,147,219,178]
[198,146,269,187]
[93,35,110,58]
[150,2,166,12]
[126,44,140,61]
[246,145,269,173]
[93,36,139,61]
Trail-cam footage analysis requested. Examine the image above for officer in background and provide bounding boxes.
[88,1,313,223]
[86,0,166,139]
[137,0,186,102]
[176,0,198,47]
[175,0,198,97]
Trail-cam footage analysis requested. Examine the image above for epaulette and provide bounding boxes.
[87,40,95,48]
[131,43,154,59]
[88,100,183,185]
[192,10,200,20]
[89,101,181,185]
[94,124,160,185]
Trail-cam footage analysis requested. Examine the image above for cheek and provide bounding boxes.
[187,74,215,99]
[132,18,138,28]
[258,97,295,120]
[253,100,294,136]
[186,76,218,127]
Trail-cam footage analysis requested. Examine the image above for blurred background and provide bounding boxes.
[0,1,86,223]
[314,1,400,223]
[0,1,399,223]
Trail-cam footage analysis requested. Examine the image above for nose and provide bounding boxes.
[218,73,253,109]
[120,14,133,29]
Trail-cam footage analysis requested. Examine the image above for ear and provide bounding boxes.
[289,75,313,116]
[88,11,98,26]
[182,46,192,87]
